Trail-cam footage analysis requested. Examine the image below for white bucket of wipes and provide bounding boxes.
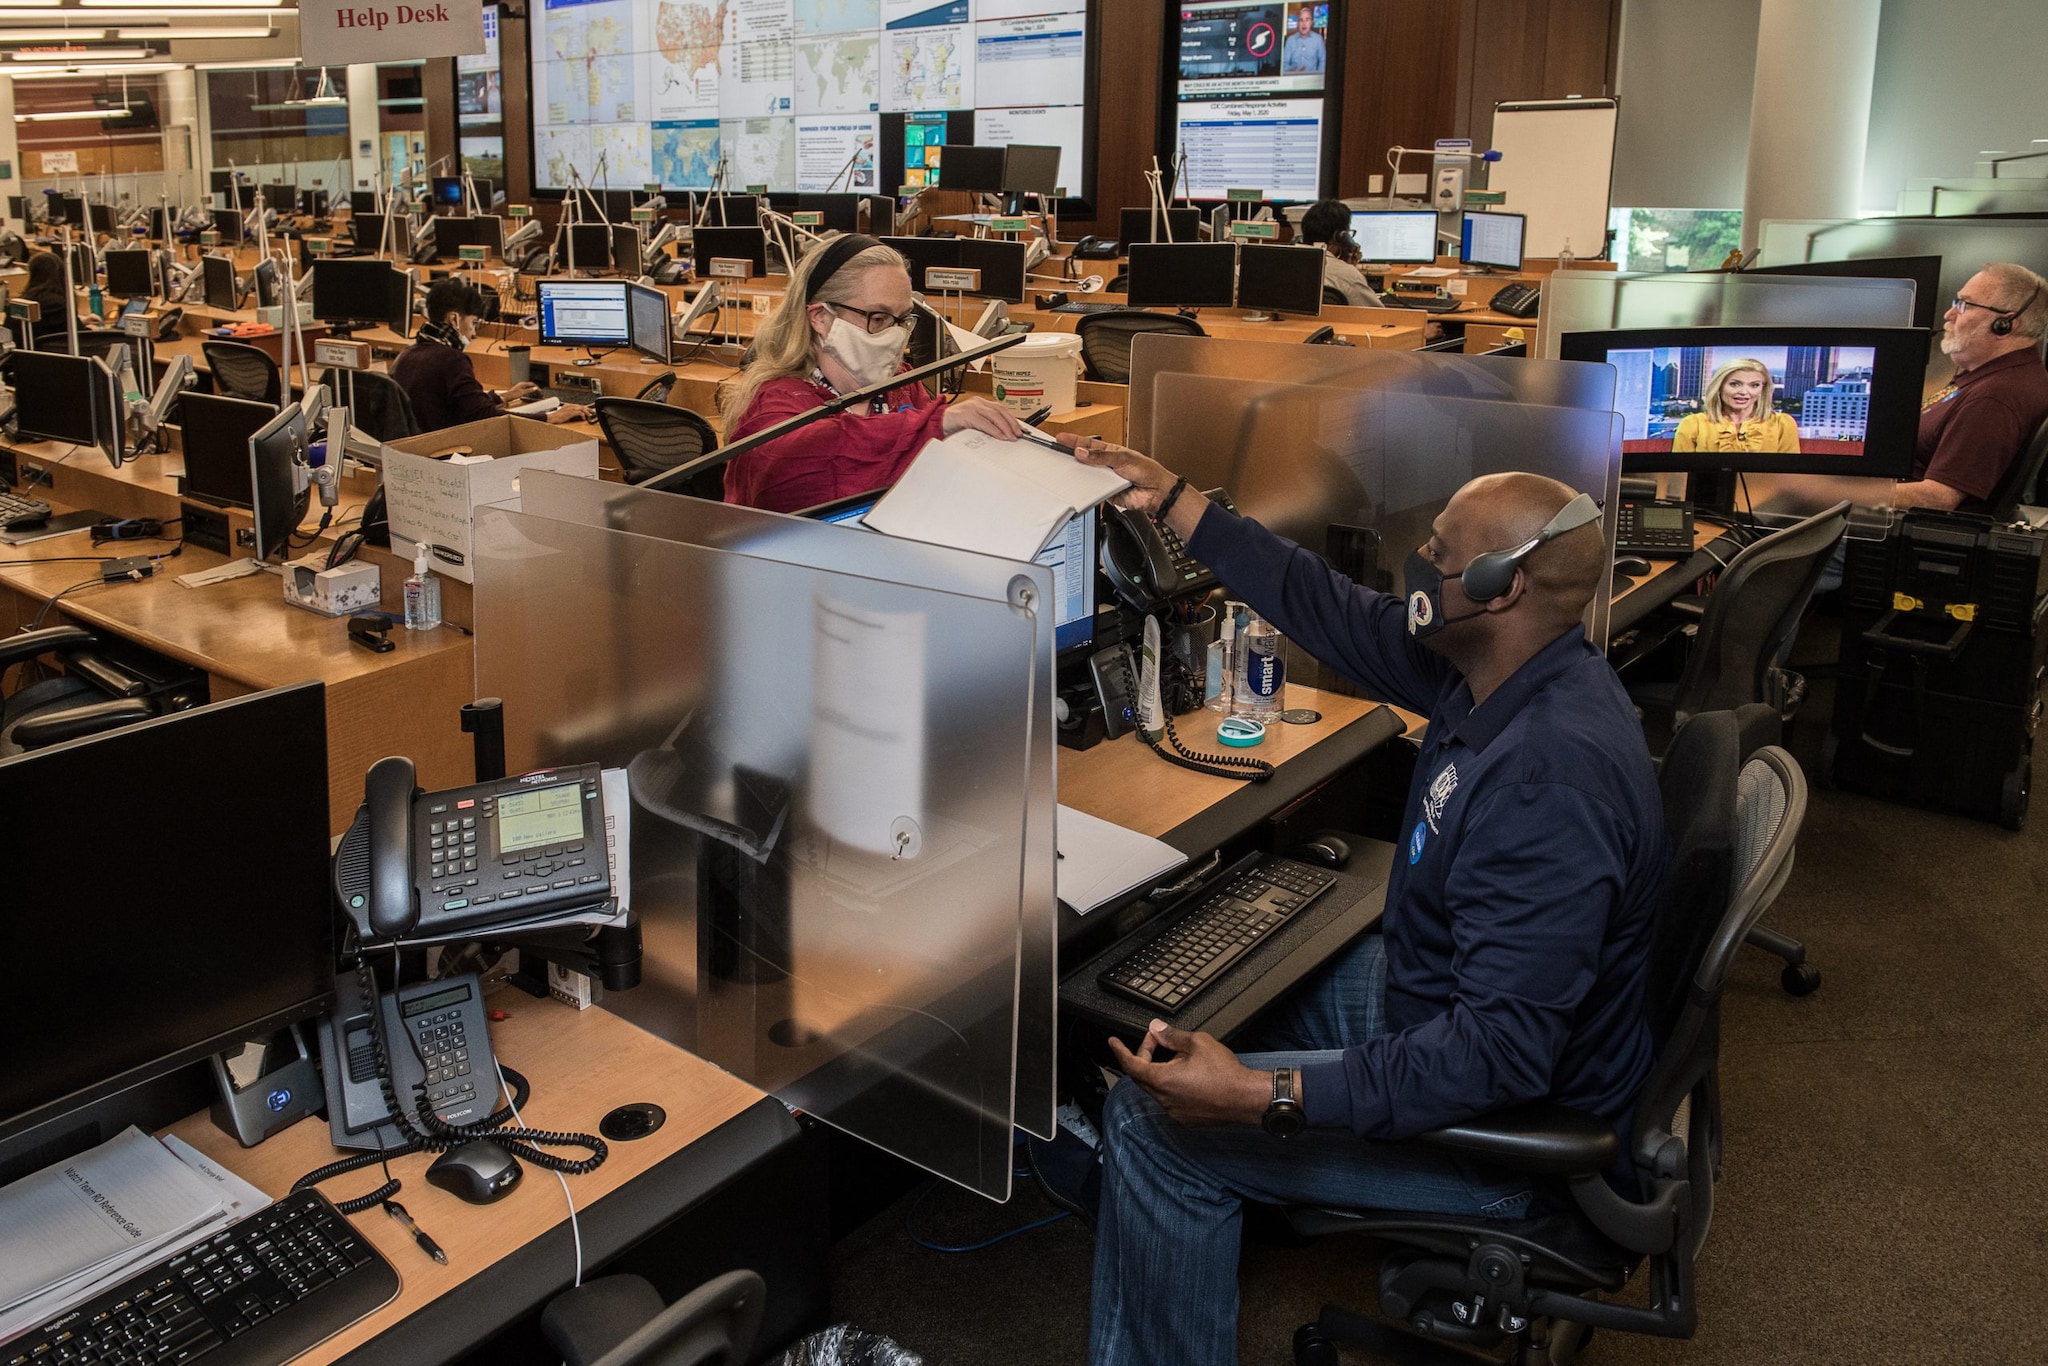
[991,332,1083,417]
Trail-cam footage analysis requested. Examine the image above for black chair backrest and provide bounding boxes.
[593,397,720,490]
[1643,710,1739,1052]
[1987,413,2048,521]
[1107,269,1129,294]
[319,367,418,442]
[1323,284,1348,306]
[71,330,129,363]
[201,340,282,408]
[1074,309,1206,384]
[1670,500,1850,721]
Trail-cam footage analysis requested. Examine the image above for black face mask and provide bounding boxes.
[1403,548,1489,639]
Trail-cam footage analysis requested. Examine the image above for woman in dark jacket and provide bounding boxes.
[391,277,591,431]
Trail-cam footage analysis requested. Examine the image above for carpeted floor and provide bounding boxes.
[821,681,2048,1365]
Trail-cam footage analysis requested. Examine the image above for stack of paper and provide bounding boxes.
[0,1127,270,1343]
[863,427,1130,563]
[1056,805,1187,915]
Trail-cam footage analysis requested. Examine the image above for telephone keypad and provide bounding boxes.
[414,1011,476,1109]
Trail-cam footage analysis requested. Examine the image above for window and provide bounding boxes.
[1609,208,1745,273]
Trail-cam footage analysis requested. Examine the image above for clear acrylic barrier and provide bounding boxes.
[1535,269,1918,359]
[470,477,1056,1198]
[1127,336,1622,669]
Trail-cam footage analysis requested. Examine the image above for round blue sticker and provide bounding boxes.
[1408,820,1428,864]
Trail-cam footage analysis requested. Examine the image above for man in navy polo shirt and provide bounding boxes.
[1063,447,1669,1366]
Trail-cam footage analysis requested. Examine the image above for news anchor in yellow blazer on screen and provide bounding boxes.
[1672,358,1802,453]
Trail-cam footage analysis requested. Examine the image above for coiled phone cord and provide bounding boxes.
[1120,648,1274,783]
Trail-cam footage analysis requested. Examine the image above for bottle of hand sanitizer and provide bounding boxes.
[403,546,441,630]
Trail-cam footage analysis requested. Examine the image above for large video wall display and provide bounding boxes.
[530,0,1089,196]
[1171,0,1329,202]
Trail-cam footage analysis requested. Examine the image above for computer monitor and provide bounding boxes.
[210,207,242,243]
[956,237,1028,303]
[252,258,281,309]
[939,144,1005,194]
[349,190,378,215]
[1001,144,1062,197]
[611,224,644,275]
[7,350,110,450]
[1119,207,1203,248]
[796,193,861,234]
[691,225,768,278]
[699,194,760,228]
[1350,210,1439,265]
[539,280,631,348]
[248,403,307,563]
[469,179,495,211]
[470,215,506,256]
[102,247,152,297]
[881,234,959,292]
[148,207,172,243]
[7,194,25,222]
[1125,243,1238,309]
[557,223,612,271]
[387,267,419,338]
[264,184,295,214]
[1461,210,1526,271]
[596,189,637,221]
[432,175,464,211]
[299,188,330,217]
[1236,243,1325,317]
[176,392,275,507]
[627,281,670,363]
[351,212,388,253]
[803,493,1099,653]
[311,257,400,328]
[0,684,334,1153]
[209,170,236,196]
[201,254,238,310]
[1747,255,1945,333]
[89,203,114,234]
[55,194,87,229]
[1557,325,1934,478]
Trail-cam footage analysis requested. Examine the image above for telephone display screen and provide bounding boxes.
[401,983,474,1019]
[1640,505,1686,529]
[497,783,585,853]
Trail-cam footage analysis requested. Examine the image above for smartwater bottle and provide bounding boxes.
[1233,611,1285,720]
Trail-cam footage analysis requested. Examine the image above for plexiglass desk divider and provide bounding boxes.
[1535,270,1918,360]
[470,484,1053,1198]
[506,473,1058,1144]
[1128,336,1622,665]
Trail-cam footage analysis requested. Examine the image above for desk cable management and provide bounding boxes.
[291,951,608,1249]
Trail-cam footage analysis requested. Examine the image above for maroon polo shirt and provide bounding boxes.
[1914,346,2048,511]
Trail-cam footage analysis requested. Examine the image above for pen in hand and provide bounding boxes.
[382,1199,447,1266]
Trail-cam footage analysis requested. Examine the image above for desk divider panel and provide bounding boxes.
[470,474,1057,1200]
[1127,336,1623,667]
[1534,270,1919,361]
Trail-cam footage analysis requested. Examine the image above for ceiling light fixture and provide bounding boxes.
[16,104,134,119]
[0,26,109,38]
[111,24,274,37]
[79,0,285,7]
[11,43,152,58]
[6,59,179,75]
[0,6,284,17]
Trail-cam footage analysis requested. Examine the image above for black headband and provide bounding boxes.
[804,233,883,303]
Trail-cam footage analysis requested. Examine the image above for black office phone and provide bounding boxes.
[1488,282,1541,318]
[1101,489,1236,614]
[1613,498,1697,557]
[316,968,501,1151]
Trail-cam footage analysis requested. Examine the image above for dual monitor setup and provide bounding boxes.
[170,389,314,563]
[1346,209,1527,270]
[537,278,672,363]
[1117,241,1329,317]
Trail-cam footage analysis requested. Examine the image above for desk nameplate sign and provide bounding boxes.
[1229,221,1279,240]
[316,338,372,369]
[709,258,750,280]
[925,267,981,291]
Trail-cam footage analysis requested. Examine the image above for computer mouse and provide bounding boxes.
[426,1139,522,1205]
[1290,833,1352,869]
[1613,555,1654,579]
[3,512,46,531]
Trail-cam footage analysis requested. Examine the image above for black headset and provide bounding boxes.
[1458,493,1604,601]
[1992,281,2042,337]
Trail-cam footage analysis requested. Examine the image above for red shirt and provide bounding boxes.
[722,373,948,513]
[1913,347,2048,510]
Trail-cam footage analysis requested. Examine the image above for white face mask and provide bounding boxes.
[818,315,909,389]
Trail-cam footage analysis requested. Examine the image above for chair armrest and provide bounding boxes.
[1416,1103,1618,1176]
[13,698,154,749]
[1668,595,1706,619]
[0,624,96,669]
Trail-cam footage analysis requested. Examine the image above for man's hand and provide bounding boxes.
[1060,436,1210,541]
[941,395,1024,441]
[1108,1019,1272,1127]
[546,403,594,425]
[501,380,540,405]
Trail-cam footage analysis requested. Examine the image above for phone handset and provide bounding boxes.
[364,755,420,940]
[1100,490,1235,615]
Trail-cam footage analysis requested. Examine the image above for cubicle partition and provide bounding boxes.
[470,472,1058,1201]
[1535,269,1920,361]
[1125,334,1625,657]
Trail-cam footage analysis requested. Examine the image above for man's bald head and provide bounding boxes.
[1446,472,1607,624]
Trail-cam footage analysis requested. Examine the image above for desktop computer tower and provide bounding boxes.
[1829,511,2048,829]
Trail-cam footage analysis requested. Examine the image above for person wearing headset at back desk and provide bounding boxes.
[1894,261,2048,512]
[1297,199,1383,308]
[392,277,594,432]
[20,250,74,347]
[1054,441,1669,1366]
[720,233,1022,513]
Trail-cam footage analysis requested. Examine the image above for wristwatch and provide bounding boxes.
[1261,1067,1304,1138]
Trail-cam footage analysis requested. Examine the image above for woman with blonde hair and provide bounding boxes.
[720,233,1021,511]
[1672,357,1801,453]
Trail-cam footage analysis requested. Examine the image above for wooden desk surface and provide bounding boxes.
[1059,685,1419,839]
[163,995,769,1366]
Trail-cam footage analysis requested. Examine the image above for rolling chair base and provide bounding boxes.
[1294,1302,1595,1366]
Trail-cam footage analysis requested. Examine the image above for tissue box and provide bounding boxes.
[281,555,380,617]
[380,415,599,582]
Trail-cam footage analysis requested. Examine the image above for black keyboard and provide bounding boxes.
[0,490,52,529]
[1099,855,1336,1013]
[5,1189,399,1366]
[1381,293,1464,314]
[1049,301,1125,315]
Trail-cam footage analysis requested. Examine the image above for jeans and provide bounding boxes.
[1087,934,1545,1366]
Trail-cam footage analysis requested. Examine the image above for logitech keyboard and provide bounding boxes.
[1098,854,1336,1013]
[4,1189,399,1366]
[1049,301,1126,315]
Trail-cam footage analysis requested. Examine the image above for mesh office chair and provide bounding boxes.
[541,1269,764,1366]
[593,397,721,490]
[1289,712,1808,1366]
[0,626,209,757]
[70,330,130,364]
[1074,310,1206,384]
[1987,413,2048,521]
[1323,285,1349,307]
[317,367,418,442]
[201,340,283,408]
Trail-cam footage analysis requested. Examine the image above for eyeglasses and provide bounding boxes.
[1950,295,2008,317]
[824,301,916,334]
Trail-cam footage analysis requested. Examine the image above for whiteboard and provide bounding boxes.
[1487,99,1619,260]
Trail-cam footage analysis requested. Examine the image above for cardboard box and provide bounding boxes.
[381,416,599,582]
